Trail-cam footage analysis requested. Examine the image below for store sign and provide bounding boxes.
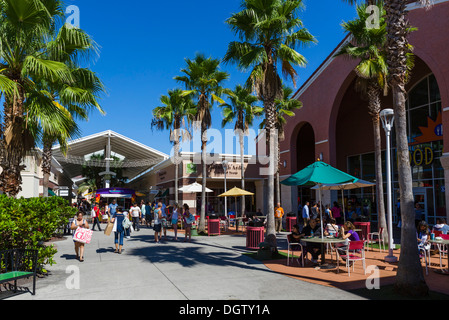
[409,112,443,145]
[409,146,434,166]
[207,162,243,178]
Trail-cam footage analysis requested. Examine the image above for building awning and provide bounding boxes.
[52,130,169,182]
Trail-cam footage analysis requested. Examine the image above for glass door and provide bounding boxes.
[413,187,427,222]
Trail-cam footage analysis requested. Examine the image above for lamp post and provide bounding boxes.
[222,160,228,218]
[380,108,398,263]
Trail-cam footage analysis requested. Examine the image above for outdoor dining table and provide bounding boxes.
[300,236,347,269]
[429,238,449,275]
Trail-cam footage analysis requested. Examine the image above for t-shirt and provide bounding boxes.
[275,207,284,218]
[153,208,162,225]
[112,212,125,233]
[302,224,321,237]
[172,209,179,221]
[331,206,341,218]
[302,205,309,219]
[93,206,100,218]
[129,206,141,218]
[347,229,360,241]
[109,203,118,215]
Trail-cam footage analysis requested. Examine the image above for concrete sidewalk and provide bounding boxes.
[6,226,365,300]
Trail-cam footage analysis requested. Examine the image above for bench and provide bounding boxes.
[0,249,38,296]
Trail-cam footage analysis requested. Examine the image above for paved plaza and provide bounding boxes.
[5,226,365,301]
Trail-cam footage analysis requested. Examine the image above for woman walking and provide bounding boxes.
[171,203,180,240]
[111,206,126,254]
[183,204,194,242]
[153,202,163,243]
[71,211,89,262]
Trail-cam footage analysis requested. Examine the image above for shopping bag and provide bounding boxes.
[73,227,93,244]
[104,221,114,236]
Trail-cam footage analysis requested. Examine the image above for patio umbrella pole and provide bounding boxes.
[342,188,346,223]
[319,183,324,239]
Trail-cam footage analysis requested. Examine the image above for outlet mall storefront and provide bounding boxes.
[278,1,449,224]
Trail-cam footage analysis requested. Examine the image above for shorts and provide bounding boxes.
[153,223,161,232]
[172,219,178,225]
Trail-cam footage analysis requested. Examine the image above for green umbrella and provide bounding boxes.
[281,161,358,186]
[281,160,358,238]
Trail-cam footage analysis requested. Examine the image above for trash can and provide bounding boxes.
[354,222,371,241]
[208,219,220,236]
[246,226,265,250]
[286,216,297,232]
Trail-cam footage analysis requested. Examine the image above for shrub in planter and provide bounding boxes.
[0,195,76,273]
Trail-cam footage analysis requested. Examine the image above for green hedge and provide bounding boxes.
[0,195,77,273]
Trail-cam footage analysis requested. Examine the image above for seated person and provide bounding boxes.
[336,221,361,256]
[325,218,339,237]
[290,224,302,242]
[433,218,449,234]
[298,218,322,264]
[417,220,430,251]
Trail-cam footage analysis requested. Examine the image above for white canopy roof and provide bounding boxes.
[52,130,169,181]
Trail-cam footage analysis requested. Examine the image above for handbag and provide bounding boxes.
[104,221,114,236]
[73,227,93,244]
[122,217,132,229]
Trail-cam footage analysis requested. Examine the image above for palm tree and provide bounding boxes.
[152,88,196,204]
[260,85,302,205]
[220,84,263,218]
[342,0,432,296]
[224,0,316,249]
[174,54,230,233]
[0,0,76,197]
[384,0,432,297]
[38,24,106,197]
[335,2,389,244]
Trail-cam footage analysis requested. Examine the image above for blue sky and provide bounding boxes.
[66,0,358,156]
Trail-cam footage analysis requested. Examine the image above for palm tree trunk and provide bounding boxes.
[0,89,26,197]
[174,134,179,205]
[240,132,245,221]
[392,84,429,296]
[275,136,281,205]
[384,0,428,296]
[264,99,278,251]
[199,128,207,233]
[42,136,53,198]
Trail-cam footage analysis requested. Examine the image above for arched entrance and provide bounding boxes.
[333,56,445,225]
[294,122,316,205]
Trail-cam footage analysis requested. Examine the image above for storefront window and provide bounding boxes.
[347,74,444,224]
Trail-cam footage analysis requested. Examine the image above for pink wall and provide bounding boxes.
[280,1,449,176]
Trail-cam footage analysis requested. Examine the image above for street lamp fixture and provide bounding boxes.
[380,108,398,263]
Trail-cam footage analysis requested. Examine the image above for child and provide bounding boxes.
[183,204,194,242]
[417,220,430,251]
[326,218,339,237]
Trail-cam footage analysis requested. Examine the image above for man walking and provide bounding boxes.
[109,199,118,219]
[274,202,284,233]
[91,202,102,231]
[302,201,310,227]
[129,203,141,231]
